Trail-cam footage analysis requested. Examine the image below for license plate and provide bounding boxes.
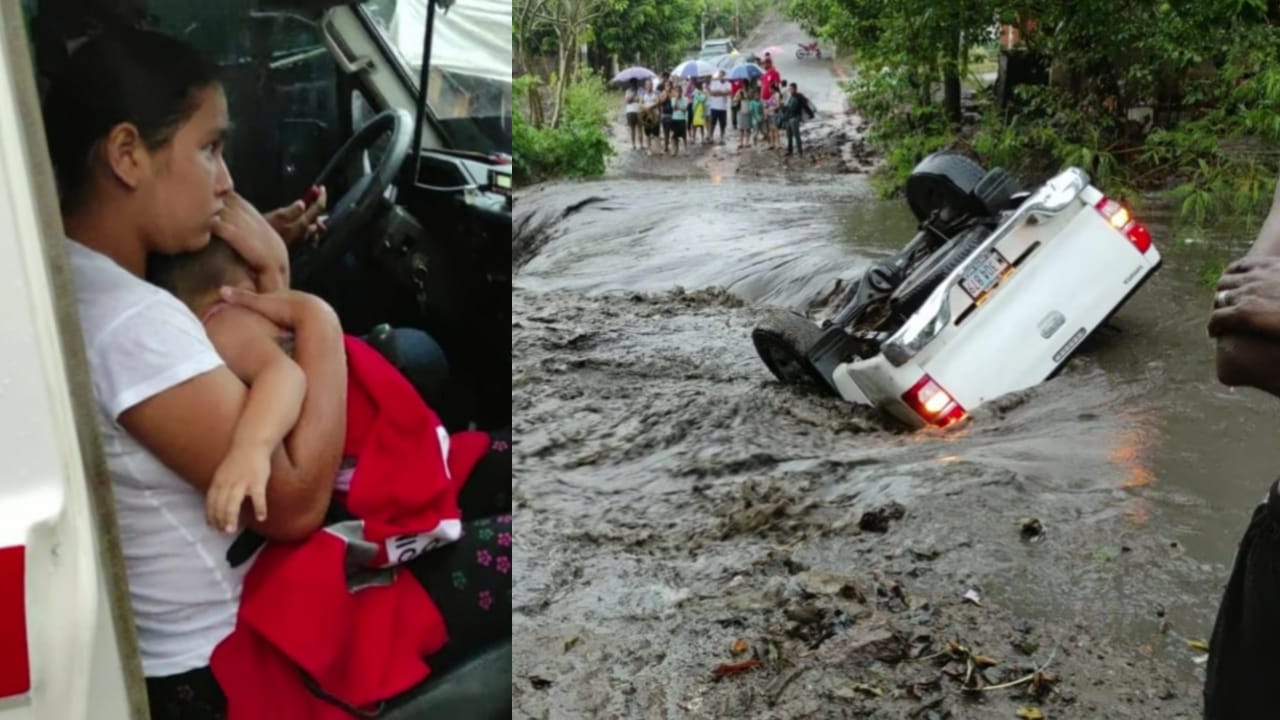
[959,249,1010,299]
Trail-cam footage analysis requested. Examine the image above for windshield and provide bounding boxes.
[362,0,511,156]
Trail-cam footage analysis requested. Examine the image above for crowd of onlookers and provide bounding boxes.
[621,54,816,158]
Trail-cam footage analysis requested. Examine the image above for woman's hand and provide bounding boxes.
[213,192,290,293]
[265,185,328,246]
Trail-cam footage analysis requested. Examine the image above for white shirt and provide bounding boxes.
[67,241,248,678]
[708,79,731,111]
[624,89,639,114]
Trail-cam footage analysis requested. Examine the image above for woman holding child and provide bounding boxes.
[44,28,510,719]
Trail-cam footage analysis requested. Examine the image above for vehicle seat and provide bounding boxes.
[379,638,511,719]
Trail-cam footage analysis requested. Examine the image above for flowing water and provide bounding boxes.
[513,18,1271,718]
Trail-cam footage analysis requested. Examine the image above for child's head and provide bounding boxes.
[148,236,255,317]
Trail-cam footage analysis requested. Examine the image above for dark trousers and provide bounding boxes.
[709,109,727,137]
[1205,478,1280,718]
[786,118,803,155]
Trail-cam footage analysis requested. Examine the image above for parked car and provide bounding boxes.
[752,153,1161,428]
[699,37,736,59]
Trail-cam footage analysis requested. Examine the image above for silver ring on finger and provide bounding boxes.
[1216,290,1229,307]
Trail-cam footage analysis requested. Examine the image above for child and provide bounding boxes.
[735,86,751,149]
[149,238,512,534]
[748,87,764,148]
[148,238,303,532]
[765,82,783,150]
[669,85,689,156]
[747,87,762,147]
[691,81,707,144]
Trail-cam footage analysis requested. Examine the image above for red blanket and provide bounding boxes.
[211,335,489,719]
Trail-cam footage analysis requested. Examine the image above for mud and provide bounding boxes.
[513,288,1205,719]
[513,11,1268,719]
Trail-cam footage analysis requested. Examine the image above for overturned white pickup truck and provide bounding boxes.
[753,153,1162,428]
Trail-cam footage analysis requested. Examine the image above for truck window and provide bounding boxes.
[147,0,343,209]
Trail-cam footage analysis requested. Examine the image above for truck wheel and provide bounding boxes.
[971,167,1023,215]
[904,152,988,222]
[751,310,836,394]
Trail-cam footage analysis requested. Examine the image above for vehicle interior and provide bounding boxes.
[17,0,511,716]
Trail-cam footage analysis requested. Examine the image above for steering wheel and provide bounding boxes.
[290,107,414,287]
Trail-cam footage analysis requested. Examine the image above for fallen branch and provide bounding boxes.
[976,643,1059,693]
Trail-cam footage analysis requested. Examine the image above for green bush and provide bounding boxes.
[791,0,1280,231]
[513,72,615,186]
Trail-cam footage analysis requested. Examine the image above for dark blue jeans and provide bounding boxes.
[364,325,450,413]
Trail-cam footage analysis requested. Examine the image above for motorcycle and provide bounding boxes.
[795,41,822,59]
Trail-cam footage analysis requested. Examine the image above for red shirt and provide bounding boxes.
[761,67,781,100]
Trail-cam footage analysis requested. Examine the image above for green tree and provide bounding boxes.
[594,0,700,74]
[788,0,997,122]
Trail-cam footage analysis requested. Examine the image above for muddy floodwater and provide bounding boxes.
[513,16,1278,720]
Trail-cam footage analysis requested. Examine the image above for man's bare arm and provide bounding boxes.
[1245,178,1280,259]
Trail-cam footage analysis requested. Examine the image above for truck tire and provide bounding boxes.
[890,224,989,316]
[751,309,836,394]
[905,153,988,222]
[971,167,1023,215]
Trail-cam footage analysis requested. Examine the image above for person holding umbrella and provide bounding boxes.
[611,67,656,151]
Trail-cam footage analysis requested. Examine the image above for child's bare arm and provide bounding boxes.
[202,306,307,531]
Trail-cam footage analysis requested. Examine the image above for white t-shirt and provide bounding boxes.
[67,240,248,678]
[624,89,639,114]
[708,79,731,111]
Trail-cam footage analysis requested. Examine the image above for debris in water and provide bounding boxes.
[713,658,763,679]
[850,682,883,697]
[529,675,554,690]
[859,501,906,533]
[1188,639,1210,653]
[878,579,912,611]
[732,638,750,655]
[1019,517,1045,541]
[817,622,909,665]
[1016,708,1045,720]
[973,654,1000,668]
[963,589,983,606]
[795,570,865,602]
